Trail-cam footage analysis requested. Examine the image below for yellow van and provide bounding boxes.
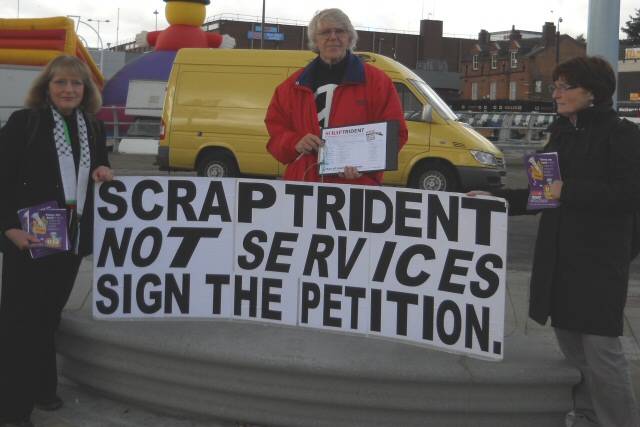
[158,49,505,191]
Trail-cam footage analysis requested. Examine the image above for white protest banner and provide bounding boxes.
[94,177,508,360]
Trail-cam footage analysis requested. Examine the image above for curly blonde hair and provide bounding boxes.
[25,55,102,114]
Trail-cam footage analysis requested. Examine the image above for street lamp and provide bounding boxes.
[88,18,110,72]
[153,10,159,31]
[68,16,106,71]
[260,0,266,49]
[88,18,111,45]
[17,0,19,18]
[555,17,563,65]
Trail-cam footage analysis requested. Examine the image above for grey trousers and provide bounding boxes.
[554,328,640,427]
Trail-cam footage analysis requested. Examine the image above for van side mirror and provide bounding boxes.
[421,105,433,123]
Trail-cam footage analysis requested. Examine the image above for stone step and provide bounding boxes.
[58,298,577,427]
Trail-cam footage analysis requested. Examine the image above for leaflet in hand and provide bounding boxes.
[18,201,70,258]
[525,152,561,210]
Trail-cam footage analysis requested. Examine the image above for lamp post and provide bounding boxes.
[88,18,110,72]
[555,17,563,65]
[68,17,106,71]
[153,10,159,31]
[88,18,110,46]
[17,0,19,18]
[260,0,266,49]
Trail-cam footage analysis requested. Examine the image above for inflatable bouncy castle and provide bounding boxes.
[0,16,104,87]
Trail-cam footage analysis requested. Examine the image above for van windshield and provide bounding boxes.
[408,79,458,122]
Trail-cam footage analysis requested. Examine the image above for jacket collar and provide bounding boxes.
[551,102,617,132]
[296,51,365,88]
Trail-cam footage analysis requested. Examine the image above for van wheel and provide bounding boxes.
[197,153,238,178]
[410,163,458,192]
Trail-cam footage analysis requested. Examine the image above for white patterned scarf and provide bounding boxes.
[51,107,91,252]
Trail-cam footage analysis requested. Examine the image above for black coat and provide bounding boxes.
[0,107,110,257]
[498,106,640,336]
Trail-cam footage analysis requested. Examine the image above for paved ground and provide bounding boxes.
[5,150,640,426]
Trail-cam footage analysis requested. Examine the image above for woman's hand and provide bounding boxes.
[466,190,492,197]
[92,166,114,182]
[339,166,362,180]
[295,134,323,155]
[549,180,563,199]
[4,228,40,251]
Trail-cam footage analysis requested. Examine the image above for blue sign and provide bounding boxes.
[253,25,278,33]
[247,31,285,41]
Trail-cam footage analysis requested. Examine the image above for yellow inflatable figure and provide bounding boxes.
[138,0,235,51]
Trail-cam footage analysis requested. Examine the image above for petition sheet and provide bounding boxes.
[319,122,390,175]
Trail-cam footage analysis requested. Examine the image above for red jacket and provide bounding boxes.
[265,53,408,185]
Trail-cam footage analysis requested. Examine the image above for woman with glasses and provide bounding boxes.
[265,8,407,184]
[471,56,640,427]
[0,55,113,427]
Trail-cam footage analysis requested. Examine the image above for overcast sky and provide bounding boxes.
[1,0,637,48]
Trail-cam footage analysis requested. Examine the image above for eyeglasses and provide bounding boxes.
[51,78,84,88]
[317,28,347,39]
[550,83,578,93]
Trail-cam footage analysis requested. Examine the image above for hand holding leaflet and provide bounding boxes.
[525,152,562,210]
[18,201,70,258]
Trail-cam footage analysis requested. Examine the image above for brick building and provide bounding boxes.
[460,23,585,104]
[112,16,476,101]
[618,44,640,122]
[206,17,478,100]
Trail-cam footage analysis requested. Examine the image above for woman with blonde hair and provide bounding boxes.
[0,55,113,427]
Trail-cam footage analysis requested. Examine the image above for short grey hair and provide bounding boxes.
[307,8,358,53]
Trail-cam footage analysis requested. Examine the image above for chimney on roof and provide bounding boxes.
[542,21,556,47]
[478,29,490,45]
[419,19,444,59]
[509,25,522,41]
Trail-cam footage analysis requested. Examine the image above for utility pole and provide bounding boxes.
[587,0,620,108]
[555,17,563,65]
[87,18,110,72]
[260,0,265,49]
[88,17,111,44]
[116,8,120,46]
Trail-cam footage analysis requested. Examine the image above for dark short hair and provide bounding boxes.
[25,55,102,113]
[552,56,616,106]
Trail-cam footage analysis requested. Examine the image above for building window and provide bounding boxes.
[472,55,479,71]
[472,82,479,100]
[510,52,518,68]
[509,81,517,100]
[491,54,497,69]
[490,81,497,100]
[535,80,542,93]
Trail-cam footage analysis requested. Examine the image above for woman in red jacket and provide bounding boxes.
[265,8,407,185]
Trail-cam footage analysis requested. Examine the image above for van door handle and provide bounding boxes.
[197,131,203,137]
